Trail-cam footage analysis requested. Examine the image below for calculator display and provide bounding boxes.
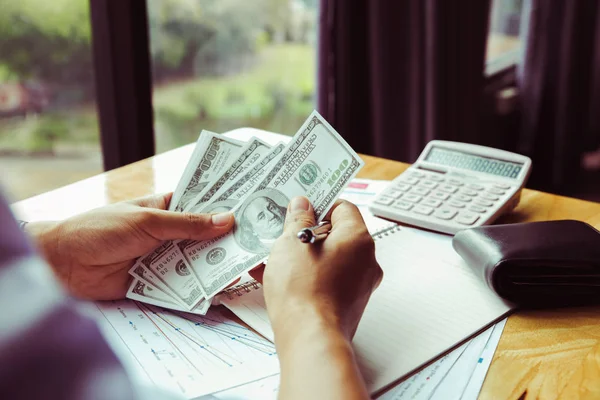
[425,147,523,179]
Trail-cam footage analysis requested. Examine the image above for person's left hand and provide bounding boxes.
[27,193,234,300]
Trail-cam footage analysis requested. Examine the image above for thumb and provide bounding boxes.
[140,210,235,241]
[284,196,316,235]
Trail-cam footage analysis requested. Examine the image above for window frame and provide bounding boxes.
[89,0,155,171]
[484,0,530,80]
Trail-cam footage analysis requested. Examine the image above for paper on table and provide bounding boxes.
[93,300,279,399]
[427,327,494,398]
[378,318,507,400]
[459,319,507,399]
[378,341,469,400]
[339,179,391,206]
[339,179,397,235]
[202,375,280,400]
[204,319,507,400]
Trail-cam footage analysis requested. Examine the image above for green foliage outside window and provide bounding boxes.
[0,0,317,154]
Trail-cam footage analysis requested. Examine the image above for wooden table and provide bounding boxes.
[12,130,600,400]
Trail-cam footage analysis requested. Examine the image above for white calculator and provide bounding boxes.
[369,140,532,235]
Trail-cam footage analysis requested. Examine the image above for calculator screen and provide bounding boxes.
[425,147,523,179]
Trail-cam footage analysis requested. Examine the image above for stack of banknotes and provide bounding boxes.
[126,111,364,314]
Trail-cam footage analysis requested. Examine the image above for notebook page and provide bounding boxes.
[354,227,511,394]
[222,227,512,395]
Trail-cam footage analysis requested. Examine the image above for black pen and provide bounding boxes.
[297,221,332,244]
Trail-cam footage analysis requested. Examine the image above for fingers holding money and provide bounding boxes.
[138,209,235,242]
[283,196,316,237]
[126,192,173,210]
[126,112,366,313]
[250,196,315,286]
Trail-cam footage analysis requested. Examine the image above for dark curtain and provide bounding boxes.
[517,0,600,192]
[318,0,491,163]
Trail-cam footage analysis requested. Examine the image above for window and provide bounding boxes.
[146,0,319,154]
[486,0,525,76]
[0,0,103,201]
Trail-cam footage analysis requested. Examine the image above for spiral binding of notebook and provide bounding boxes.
[219,279,262,301]
[372,224,402,240]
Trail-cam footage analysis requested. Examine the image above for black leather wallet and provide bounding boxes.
[452,220,600,308]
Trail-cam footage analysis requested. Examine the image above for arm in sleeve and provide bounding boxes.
[0,191,178,400]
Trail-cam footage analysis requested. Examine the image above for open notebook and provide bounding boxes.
[218,225,512,396]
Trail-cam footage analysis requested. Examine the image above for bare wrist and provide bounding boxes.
[271,299,348,352]
[273,300,369,400]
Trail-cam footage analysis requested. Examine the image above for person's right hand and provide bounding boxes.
[250,196,382,341]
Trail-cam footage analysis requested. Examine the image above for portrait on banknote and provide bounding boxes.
[234,189,289,253]
[132,280,146,296]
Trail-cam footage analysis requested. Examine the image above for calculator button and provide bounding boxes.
[413,205,434,216]
[466,184,484,191]
[392,200,413,211]
[474,200,494,207]
[448,179,464,186]
[469,205,487,213]
[460,189,478,197]
[411,187,431,196]
[421,198,442,208]
[409,172,425,178]
[427,175,445,182]
[394,183,412,192]
[433,208,457,220]
[488,188,506,195]
[480,193,499,201]
[439,184,458,194]
[374,196,395,206]
[403,194,423,203]
[420,181,438,189]
[400,177,420,185]
[456,212,480,226]
[431,191,450,201]
[384,189,404,199]
[447,200,466,208]
[494,183,512,190]
[454,195,472,203]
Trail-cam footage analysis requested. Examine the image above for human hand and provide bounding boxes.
[27,193,234,300]
[250,196,382,341]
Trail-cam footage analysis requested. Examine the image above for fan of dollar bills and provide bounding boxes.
[126,111,364,315]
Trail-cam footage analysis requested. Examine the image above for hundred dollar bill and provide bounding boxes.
[188,142,286,214]
[204,143,286,210]
[128,132,243,307]
[177,143,286,267]
[128,137,274,310]
[184,137,273,213]
[129,241,204,310]
[127,280,211,315]
[128,263,188,308]
[185,110,364,298]
[251,111,363,220]
[170,131,244,212]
